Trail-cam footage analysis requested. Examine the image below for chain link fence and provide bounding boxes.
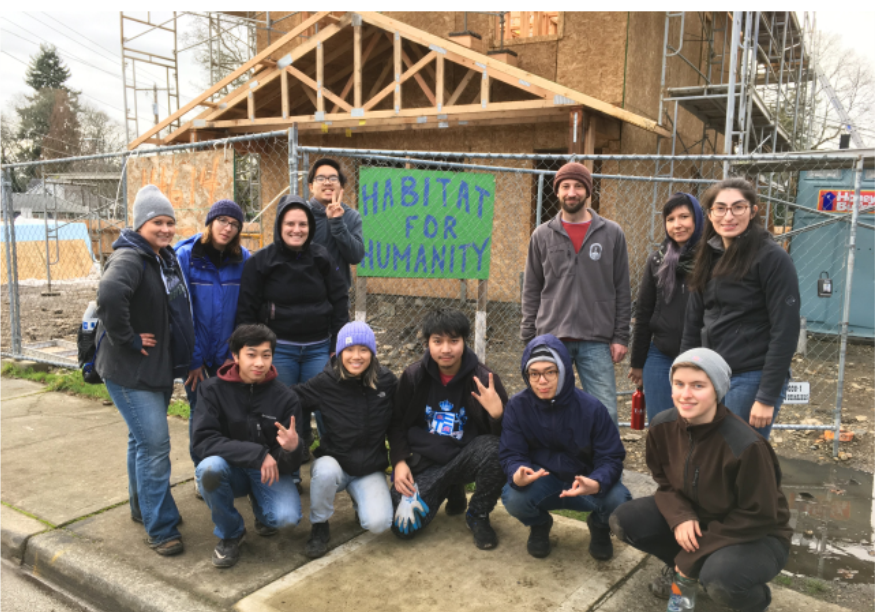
[3,131,872,454]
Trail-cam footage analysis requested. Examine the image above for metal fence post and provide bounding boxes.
[121,161,129,227]
[302,151,310,201]
[288,125,299,195]
[831,156,863,458]
[2,168,22,355]
[535,174,544,226]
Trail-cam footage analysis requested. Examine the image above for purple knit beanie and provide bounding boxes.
[205,199,244,227]
[336,321,377,357]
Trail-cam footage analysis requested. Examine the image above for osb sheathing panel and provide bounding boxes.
[384,12,456,39]
[127,150,234,241]
[556,13,627,107]
[515,41,560,83]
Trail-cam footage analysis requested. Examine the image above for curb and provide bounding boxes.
[24,529,224,612]
[0,504,51,563]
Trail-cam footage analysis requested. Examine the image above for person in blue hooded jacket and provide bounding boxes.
[628,193,704,421]
[500,334,631,560]
[175,199,250,474]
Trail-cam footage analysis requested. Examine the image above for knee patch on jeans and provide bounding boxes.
[701,579,744,608]
[200,469,223,493]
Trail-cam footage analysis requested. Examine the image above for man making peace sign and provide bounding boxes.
[192,324,306,568]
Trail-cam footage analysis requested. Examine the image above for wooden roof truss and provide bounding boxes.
[129,11,669,149]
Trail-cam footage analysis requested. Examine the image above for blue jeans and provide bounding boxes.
[274,340,331,482]
[185,363,220,467]
[562,340,618,425]
[105,379,181,546]
[196,455,302,540]
[501,467,632,528]
[309,456,393,533]
[641,343,675,422]
[722,370,789,440]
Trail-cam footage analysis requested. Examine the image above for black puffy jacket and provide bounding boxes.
[294,359,398,477]
[192,363,304,474]
[236,196,349,346]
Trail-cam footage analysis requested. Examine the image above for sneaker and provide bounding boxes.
[445,484,468,516]
[465,512,498,550]
[154,538,184,557]
[212,529,246,568]
[527,514,553,558]
[587,514,614,560]
[194,480,204,501]
[306,522,330,559]
[649,563,675,599]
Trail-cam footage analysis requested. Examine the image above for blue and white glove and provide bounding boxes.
[393,483,430,534]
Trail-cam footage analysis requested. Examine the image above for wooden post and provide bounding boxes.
[436,54,444,111]
[460,279,467,304]
[568,107,583,154]
[247,91,255,122]
[316,41,325,113]
[281,69,289,119]
[355,275,368,322]
[353,22,363,109]
[393,32,401,113]
[481,70,489,108]
[583,111,596,172]
[475,279,488,363]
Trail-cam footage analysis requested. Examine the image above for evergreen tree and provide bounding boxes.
[25,44,72,91]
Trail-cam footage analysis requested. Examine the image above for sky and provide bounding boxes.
[1,10,873,150]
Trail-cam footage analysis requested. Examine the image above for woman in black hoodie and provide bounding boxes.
[680,178,800,440]
[236,196,349,485]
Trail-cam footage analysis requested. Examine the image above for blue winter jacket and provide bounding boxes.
[499,334,626,496]
[175,233,250,371]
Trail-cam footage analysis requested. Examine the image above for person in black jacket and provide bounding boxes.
[680,178,800,440]
[192,324,305,569]
[293,322,397,559]
[628,192,704,421]
[389,309,509,550]
[236,195,349,485]
[96,185,195,557]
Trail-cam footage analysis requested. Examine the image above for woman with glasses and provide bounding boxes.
[629,193,704,421]
[680,178,800,439]
[175,200,251,480]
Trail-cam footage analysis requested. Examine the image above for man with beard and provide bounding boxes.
[520,162,631,425]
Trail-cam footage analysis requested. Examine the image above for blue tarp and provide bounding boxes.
[0,220,95,258]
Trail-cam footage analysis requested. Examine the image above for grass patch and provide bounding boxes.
[1,363,110,401]
[551,509,590,522]
[1,501,57,528]
[773,574,793,587]
[805,578,829,595]
[167,400,190,419]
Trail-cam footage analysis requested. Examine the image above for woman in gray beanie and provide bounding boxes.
[610,347,792,611]
[95,184,195,556]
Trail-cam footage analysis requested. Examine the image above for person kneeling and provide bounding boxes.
[293,322,398,558]
[192,324,305,568]
[500,336,630,560]
[609,348,791,612]
[389,308,509,550]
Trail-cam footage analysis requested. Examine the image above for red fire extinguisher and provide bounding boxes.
[631,387,646,430]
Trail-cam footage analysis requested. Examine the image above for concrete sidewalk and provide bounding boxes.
[0,375,855,612]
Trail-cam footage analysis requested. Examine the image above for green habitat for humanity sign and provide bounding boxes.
[358,167,495,279]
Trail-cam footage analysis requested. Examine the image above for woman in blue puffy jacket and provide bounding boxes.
[175,200,250,473]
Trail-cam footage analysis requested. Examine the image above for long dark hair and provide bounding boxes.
[688,178,768,293]
[201,219,243,256]
[656,192,703,302]
[334,352,381,389]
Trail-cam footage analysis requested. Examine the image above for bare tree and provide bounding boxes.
[180,13,256,98]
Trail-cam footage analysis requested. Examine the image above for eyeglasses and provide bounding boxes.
[313,175,340,185]
[214,217,241,231]
[709,203,750,217]
[528,369,558,382]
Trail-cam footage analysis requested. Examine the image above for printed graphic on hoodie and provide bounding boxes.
[425,400,467,439]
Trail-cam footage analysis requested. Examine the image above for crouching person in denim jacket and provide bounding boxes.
[500,335,631,560]
[192,324,305,568]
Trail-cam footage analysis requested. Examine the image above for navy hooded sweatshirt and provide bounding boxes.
[499,334,626,496]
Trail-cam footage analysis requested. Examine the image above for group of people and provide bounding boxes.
[94,158,799,612]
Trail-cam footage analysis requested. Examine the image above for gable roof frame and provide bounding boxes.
[128,11,670,149]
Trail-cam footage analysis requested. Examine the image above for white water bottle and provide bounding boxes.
[82,301,98,333]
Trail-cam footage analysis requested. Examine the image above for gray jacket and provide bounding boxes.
[521,210,632,346]
[309,197,364,289]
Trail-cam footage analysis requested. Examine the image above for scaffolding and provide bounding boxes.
[657,11,816,158]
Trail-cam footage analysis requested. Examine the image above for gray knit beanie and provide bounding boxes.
[525,345,565,394]
[133,185,176,231]
[671,348,732,401]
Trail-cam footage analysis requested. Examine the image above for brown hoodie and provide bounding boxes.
[646,404,792,577]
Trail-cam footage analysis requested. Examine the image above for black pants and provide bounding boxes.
[391,435,504,536]
[610,496,789,612]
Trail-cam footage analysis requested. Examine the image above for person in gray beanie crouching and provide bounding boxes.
[609,348,792,612]
[96,184,195,556]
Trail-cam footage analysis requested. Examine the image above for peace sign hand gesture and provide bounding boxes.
[275,417,299,452]
[471,372,503,419]
[325,188,345,219]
